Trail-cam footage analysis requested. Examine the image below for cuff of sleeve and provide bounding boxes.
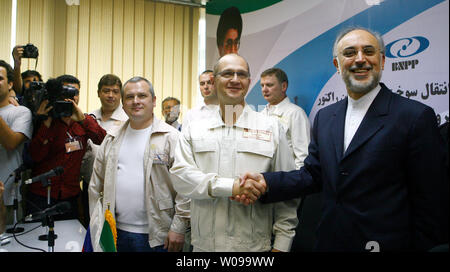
[208,177,235,198]
[273,235,293,252]
[170,215,188,234]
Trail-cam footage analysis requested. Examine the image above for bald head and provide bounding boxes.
[213,54,250,78]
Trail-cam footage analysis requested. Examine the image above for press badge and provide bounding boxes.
[65,132,83,153]
[243,128,272,142]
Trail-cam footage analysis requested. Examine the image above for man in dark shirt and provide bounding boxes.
[26,77,106,220]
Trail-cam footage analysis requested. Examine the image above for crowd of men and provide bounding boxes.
[0,27,448,252]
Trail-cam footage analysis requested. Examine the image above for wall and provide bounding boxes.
[1,0,200,118]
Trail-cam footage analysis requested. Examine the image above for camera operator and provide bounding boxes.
[56,75,80,104]
[0,60,33,226]
[26,77,106,221]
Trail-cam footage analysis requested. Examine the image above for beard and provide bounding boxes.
[338,60,382,95]
[164,112,179,124]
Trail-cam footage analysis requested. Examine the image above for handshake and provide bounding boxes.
[231,173,267,205]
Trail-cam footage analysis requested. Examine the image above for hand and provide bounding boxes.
[37,100,53,128]
[231,173,267,205]
[9,96,19,106]
[8,90,19,106]
[12,45,23,65]
[164,230,185,252]
[66,99,85,122]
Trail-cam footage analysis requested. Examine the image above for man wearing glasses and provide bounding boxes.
[170,54,299,252]
[237,27,448,251]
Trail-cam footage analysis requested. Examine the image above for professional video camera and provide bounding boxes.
[22,79,78,119]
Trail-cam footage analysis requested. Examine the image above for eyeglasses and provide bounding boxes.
[340,46,381,59]
[215,70,250,80]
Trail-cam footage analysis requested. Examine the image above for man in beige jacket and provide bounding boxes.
[170,54,299,252]
[89,76,190,252]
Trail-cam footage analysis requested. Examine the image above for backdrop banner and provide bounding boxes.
[206,0,449,125]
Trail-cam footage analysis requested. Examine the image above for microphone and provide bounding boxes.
[24,166,64,185]
[25,201,71,222]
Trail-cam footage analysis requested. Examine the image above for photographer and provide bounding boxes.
[12,45,41,100]
[26,78,106,221]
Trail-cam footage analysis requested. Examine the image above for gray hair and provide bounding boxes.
[122,76,155,98]
[332,26,385,58]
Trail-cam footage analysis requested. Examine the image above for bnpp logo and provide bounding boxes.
[385,36,430,58]
[65,0,80,6]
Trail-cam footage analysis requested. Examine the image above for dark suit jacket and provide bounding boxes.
[261,83,448,251]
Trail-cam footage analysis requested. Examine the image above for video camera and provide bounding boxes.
[22,79,78,119]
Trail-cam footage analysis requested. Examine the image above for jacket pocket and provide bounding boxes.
[158,198,174,210]
[192,139,218,172]
[191,200,214,238]
[192,139,216,152]
[235,140,274,174]
[158,198,175,224]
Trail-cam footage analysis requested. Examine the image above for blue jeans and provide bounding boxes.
[116,229,167,252]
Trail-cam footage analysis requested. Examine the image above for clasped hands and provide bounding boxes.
[231,172,267,205]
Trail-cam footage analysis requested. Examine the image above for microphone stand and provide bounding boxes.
[37,178,57,241]
[40,214,56,252]
[6,171,25,234]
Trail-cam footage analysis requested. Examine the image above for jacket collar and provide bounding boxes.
[207,103,256,129]
[264,96,290,116]
[332,82,391,162]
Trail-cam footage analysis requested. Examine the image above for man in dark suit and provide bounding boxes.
[237,27,448,251]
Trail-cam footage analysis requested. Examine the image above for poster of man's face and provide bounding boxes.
[216,6,242,57]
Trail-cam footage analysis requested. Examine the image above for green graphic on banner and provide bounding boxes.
[206,0,281,15]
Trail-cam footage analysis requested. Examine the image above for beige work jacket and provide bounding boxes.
[88,117,190,248]
[170,104,299,252]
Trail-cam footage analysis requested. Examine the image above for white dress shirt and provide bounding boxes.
[344,84,381,154]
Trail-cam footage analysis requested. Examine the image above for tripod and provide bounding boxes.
[6,170,24,234]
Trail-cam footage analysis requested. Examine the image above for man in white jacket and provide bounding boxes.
[182,70,219,130]
[89,76,190,252]
[170,54,299,252]
[260,68,310,170]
